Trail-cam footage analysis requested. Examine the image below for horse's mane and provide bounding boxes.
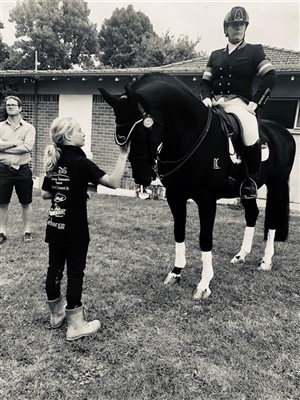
[128,72,200,101]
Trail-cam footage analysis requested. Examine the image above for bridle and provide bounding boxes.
[114,101,162,146]
[115,98,213,182]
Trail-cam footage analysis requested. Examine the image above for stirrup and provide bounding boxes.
[240,178,258,200]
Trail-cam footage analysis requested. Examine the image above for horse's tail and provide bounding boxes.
[264,179,290,241]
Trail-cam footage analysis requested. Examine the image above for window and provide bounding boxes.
[260,100,298,129]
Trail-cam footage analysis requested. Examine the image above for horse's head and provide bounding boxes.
[99,85,164,187]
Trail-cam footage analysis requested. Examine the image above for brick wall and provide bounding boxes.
[91,95,135,190]
[19,94,60,176]
[17,94,135,189]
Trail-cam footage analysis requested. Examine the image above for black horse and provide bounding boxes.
[100,72,296,299]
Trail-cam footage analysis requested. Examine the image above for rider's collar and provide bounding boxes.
[226,40,246,53]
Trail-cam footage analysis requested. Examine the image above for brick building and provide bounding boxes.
[0,46,299,204]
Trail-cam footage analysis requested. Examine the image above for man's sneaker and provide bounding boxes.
[24,232,33,242]
[0,233,7,244]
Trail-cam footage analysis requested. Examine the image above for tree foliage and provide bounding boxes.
[99,5,202,68]
[0,22,16,120]
[0,22,10,65]
[1,2,203,70]
[99,5,156,68]
[134,32,202,67]
[3,0,99,70]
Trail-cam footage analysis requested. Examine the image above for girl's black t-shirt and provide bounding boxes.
[42,146,106,246]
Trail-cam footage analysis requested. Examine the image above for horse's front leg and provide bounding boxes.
[230,198,259,264]
[230,226,255,264]
[193,251,213,299]
[164,193,187,285]
[193,195,216,300]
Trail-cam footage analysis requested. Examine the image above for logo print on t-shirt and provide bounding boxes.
[54,193,66,203]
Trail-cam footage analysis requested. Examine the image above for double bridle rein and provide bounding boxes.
[115,101,160,146]
[156,106,213,180]
[115,99,213,182]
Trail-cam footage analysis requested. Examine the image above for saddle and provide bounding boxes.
[213,105,269,164]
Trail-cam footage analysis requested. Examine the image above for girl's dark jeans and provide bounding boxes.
[46,243,89,309]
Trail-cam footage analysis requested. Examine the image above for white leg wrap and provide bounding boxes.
[230,226,255,264]
[175,242,186,268]
[262,229,275,266]
[241,226,255,255]
[231,226,255,264]
[193,251,214,299]
[200,251,214,286]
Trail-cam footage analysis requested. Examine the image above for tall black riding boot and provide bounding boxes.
[240,139,261,199]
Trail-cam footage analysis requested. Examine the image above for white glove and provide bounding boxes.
[246,101,258,115]
[202,97,212,107]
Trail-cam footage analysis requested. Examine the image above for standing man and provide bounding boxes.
[200,6,276,199]
[0,96,36,244]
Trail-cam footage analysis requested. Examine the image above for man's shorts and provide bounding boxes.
[0,164,33,205]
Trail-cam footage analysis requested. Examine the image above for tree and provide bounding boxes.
[99,5,156,68]
[99,5,203,68]
[0,22,16,121]
[0,22,10,65]
[132,34,167,67]
[165,34,203,64]
[5,0,99,70]
[134,32,203,67]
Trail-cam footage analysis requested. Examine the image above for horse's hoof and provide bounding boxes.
[164,272,181,286]
[258,260,272,271]
[230,255,245,264]
[193,286,211,300]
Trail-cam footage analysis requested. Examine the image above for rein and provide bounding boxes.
[156,106,213,180]
[115,117,144,145]
[114,102,162,146]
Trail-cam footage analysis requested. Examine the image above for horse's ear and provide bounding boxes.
[98,88,119,108]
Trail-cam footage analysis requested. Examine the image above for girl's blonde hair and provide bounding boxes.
[43,117,77,176]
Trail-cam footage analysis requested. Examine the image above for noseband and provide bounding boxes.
[115,100,159,146]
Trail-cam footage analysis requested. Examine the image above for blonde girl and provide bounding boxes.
[42,117,129,341]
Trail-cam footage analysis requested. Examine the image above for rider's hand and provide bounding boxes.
[202,97,212,107]
[246,101,258,115]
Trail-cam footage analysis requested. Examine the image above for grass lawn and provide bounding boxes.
[1,189,299,400]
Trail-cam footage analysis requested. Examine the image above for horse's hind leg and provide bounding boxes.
[258,229,275,270]
[230,198,259,264]
[258,179,290,270]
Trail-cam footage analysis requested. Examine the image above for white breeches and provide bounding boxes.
[213,97,259,146]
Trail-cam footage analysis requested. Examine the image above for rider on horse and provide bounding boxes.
[200,6,276,199]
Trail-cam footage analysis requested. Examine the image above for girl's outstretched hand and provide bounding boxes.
[120,142,131,156]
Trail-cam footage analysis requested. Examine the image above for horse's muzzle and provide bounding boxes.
[134,176,152,187]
